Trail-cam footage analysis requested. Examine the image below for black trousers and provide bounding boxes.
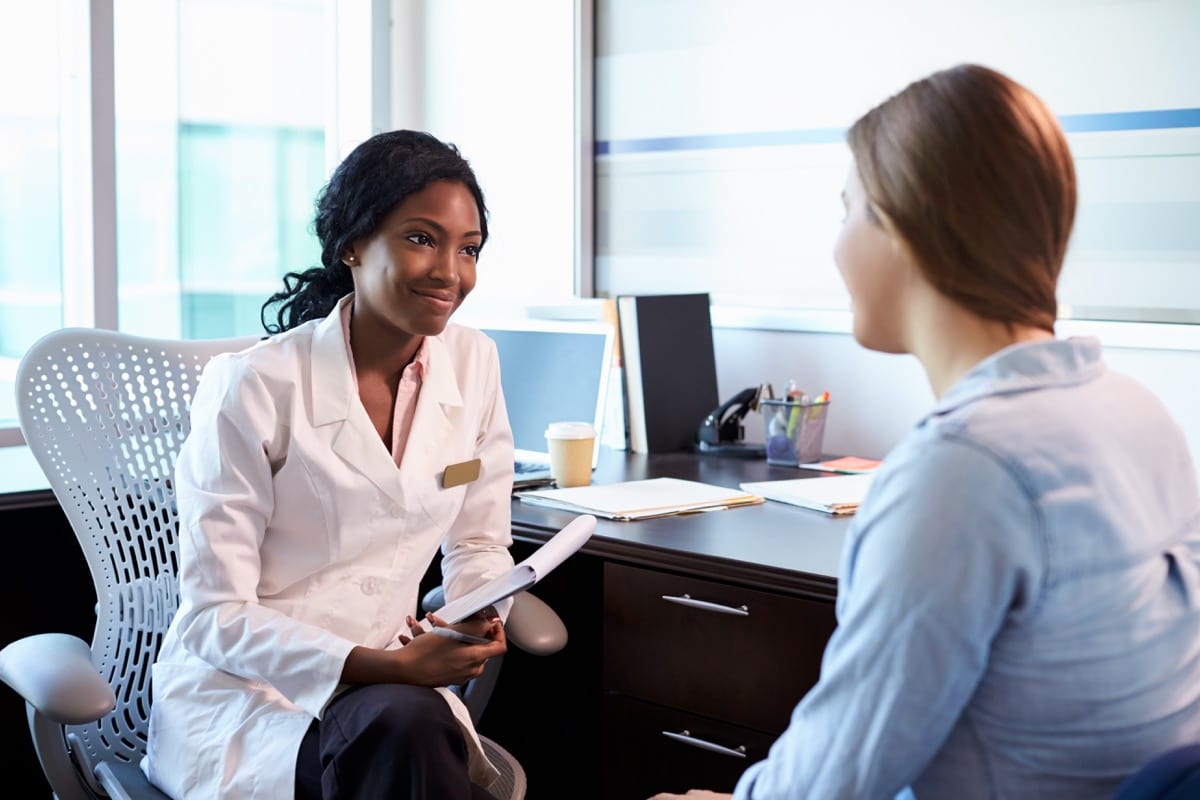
[295,683,497,800]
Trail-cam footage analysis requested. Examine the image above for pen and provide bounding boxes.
[678,504,729,516]
[428,626,491,645]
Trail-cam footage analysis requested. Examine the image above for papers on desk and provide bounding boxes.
[740,474,876,516]
[518,477,764,521]
[797,455,882,475]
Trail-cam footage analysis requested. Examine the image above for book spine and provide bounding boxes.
[617,295,649,453]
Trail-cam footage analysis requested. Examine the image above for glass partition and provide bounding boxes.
[595,0,1200,326]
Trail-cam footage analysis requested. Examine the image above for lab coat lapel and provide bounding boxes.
[402,334,464,504]
[310,296,408,506]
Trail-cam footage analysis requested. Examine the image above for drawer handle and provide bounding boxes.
[661,729,747,759]
[661,593,749,616]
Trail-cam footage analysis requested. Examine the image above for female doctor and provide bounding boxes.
[143,130,516,799]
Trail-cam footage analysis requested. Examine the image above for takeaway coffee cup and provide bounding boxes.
[544,421,597,488]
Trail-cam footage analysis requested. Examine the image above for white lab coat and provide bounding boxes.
[142,295,515,799]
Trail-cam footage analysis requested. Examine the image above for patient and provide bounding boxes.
[651,63,1200,800]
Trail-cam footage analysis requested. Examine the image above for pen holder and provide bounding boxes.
[761,398,830,466]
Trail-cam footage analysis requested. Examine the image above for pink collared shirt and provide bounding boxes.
[340,300,429,466]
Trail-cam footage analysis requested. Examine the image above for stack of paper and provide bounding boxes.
[739,474,876,516]
[518,477,763,521]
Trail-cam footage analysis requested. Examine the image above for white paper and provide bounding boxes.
[422,513,597,627]
[518,477,762,520]
[740,474,875,515]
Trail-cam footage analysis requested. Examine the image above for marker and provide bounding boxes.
[786,390,808,438]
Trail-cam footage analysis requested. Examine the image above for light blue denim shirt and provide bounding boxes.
[735,337,1200,800]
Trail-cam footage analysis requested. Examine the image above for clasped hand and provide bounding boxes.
[396,610,507,687]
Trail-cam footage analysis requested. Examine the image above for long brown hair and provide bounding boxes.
[847,64,1075,332]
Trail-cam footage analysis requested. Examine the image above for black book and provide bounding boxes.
[617,293,720,453]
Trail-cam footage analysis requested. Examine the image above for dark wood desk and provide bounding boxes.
[484,449,851,800]
[509,449,850,598]
[2,446,852,800]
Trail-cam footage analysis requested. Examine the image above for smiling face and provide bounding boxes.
[344,179,483,342]
[833,165,919,355]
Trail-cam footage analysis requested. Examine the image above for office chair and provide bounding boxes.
[1112,743,1200,800]
[0,327,565,800]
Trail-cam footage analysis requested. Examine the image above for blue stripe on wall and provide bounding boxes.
[596,128,845,155]
[596,108,1200,156]
[1058,108,1200,133]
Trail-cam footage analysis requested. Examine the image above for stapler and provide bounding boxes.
[696,385,767,457]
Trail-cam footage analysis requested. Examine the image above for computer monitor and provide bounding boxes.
[475,319,615,470]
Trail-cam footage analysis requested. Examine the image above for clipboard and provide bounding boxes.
[418,513,597,630]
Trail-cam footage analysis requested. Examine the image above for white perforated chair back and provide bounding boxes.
[16,327,258,775]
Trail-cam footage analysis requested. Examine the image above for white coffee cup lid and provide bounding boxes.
[545,421,597,440]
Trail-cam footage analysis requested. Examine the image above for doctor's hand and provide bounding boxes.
[648,792,733,800]
[400,612,507,687]
[342,615,506,689]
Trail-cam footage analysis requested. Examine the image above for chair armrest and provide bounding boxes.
[0,633,116,724]
[506,592,568,656]
[420,587,568,656]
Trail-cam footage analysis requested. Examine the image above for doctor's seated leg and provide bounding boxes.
[295,683,496,800]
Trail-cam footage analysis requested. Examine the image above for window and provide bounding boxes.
[0,0,377,440]
[115,0,327,341]
[391,0,581,322]
[594,0,1200,327]
[0,4,69,432]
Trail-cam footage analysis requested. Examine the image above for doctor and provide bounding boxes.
[143,130,515,799]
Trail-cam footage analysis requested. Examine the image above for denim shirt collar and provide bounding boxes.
[925,336,1105,422]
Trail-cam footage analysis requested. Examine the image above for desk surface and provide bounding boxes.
[1,442,852,597]
[510,448,852,599]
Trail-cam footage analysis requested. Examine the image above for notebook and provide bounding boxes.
[476,319,615,484]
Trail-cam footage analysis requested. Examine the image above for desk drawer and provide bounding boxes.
[602,693,775,800]
[603,562,835,733]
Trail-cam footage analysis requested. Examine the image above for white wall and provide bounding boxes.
[715,327,1200,476]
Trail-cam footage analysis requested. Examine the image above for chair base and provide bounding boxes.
[480,735,527,800]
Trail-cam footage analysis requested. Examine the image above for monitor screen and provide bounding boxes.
[476,320,614,466]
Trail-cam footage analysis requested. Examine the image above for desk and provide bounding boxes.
[0,445,851,799]
[490,448,851,799]
[0,445,54,511]
[0,449,90,796]
[510,449,850,596]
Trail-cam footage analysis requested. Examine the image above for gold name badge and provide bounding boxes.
[442,458,482,489]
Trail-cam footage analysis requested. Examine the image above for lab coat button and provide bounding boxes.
[362,577,380,595]
[389,503,402,517]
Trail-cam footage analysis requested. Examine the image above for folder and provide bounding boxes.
[796,455,882,475]
[739,474,875,516]
[617,293,720,453]
[518,477,764,521]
